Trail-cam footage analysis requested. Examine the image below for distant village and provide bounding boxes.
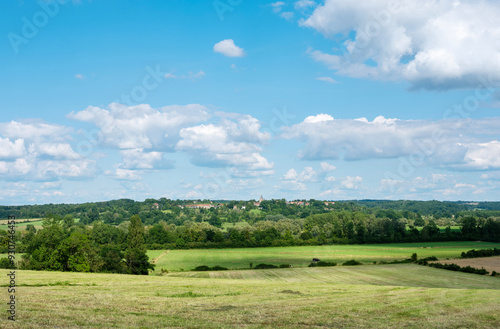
[169,196,336,210]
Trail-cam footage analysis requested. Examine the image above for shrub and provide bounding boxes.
[279,264,292,268]
[211,265,228,271]
[342,259,361,266]
[192,265,228,271]
[254,263,278,269]
[411,253,418,262]
[308,261,337,267]
[461,248,500,259]
[0,257,15,269]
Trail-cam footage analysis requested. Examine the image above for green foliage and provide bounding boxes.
[308,261,336,267]
[128,215,145,250]
[124,247,155,275]
[0,257,15,269]
[411,253,418,262]
[460,248,500,259]
[342,259,362,266]
[428,262,489,275]
[254,263,278,269]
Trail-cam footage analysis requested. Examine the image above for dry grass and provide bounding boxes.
[0,264,499,328]
[429,256,500,273]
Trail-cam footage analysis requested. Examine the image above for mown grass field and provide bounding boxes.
[0,219,44,231]
[1,263,499,328]
[148,241,500,272]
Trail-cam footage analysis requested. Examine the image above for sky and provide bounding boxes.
[1,0,500,205]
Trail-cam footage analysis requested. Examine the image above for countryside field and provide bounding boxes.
[148,241,500,273]
[2,241,499,328]
[1,263,499,328]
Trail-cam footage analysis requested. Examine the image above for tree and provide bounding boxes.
[63,214,75,229]
[208,213,222,228]
[125,215,154,275]
[128,215,145,249]
[124,247,154,275]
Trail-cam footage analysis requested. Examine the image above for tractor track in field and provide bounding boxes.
[152,250,170,264]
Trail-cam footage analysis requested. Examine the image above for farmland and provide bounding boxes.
[148,241,500,273]
[1,263,499,328]
[429,256,500,274]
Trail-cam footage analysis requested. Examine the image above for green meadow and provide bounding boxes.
[1,263,499,328]
[148,241,500,272]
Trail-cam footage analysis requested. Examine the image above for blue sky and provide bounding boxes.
[1,0,500,205]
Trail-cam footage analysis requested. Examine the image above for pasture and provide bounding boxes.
[1,263,499,328]
[148,241,500,272]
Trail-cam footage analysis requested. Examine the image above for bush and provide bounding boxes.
[416,256,438,265]
[461,248,500,259]
[254,263,278,269]
[0,257,15,269]
[279,264,292,268]
[342,259,361,266]
[211,265,228,271]
[192,265,228,271]
[428,262,489,275]
[308,261,337,267]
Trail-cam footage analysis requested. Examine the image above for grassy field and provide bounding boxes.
[148,241,500,272]
[1,263,499,328]
[221,221,251,231]
[0,219,45,231]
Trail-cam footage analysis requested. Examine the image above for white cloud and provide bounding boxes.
[280,166,317,191]
[284,168,298,180]
[36,143,81,160]
[213,39,245,57]
[0,121,72,141]
[0,137,25,159]
[282,115,500,170]
[75,74,84,80]
[320,161,336,171]
[463,141,500,169]
[340,176,362,189]
[119,148,164,169]
[301,0,500,90]
[177,116,272,172]
[316,76,337,84]
[164,71,205,80]
[271,1,285,13]
[108,168,143,181]
[69,103,210,150]
[280,12,294,20]
[0,120,96,181]
[295,0,316,10]
[303,113,334,123]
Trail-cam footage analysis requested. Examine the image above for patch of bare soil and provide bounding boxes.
[430,256,500,274]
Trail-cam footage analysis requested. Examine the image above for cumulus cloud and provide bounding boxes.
[0,138,25,159]
[176,116,273,172]
[280,166,318,191]
[301,0,500,90]
[320,161,336,171]
[69,103,210,150]
[282,115,500,170]
[70,103,273,177]
[0,120,95,181]
[213,39,245,57]
[119,148,165,170]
